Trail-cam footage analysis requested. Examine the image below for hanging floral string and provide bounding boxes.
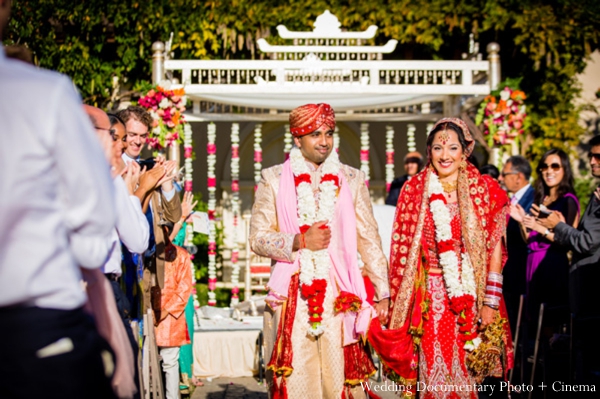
[207,123,217,307]
[254,123,262,191]
[230,123,241,306]
[137,82,187,150]
[333,125,340,153]
[183,123,195,248]
[283,124,292,160]
[407,123,416,153]
[385,125,395,193]
[428,172,480,350]
[360,123,370,186]
[291,147,340,336]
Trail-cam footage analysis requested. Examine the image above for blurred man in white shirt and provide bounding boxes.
[0,1,117,397]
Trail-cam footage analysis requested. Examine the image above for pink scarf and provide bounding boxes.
[266,159,375,345]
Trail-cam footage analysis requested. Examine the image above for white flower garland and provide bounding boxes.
[360,123,370,185]
[230,123,240,306]
[427,173,477,299]
[385,125,395,193]
[290,147,340,336]
[254,124,262,190]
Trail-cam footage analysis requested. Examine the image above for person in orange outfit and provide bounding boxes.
[154,226,194,399]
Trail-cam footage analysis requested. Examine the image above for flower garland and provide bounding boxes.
[207,123,217,306]
[254,124,262,191]
[428,172,480,349]
[333,125,340,153]
[290,147,340,336]
[230,123,241,306]
[407,123,416,153]
[475,82,528,157]
[183,123,195,247]
[385,125,395,193]
[283,125,292,160]
[138,82,187,150]
[360,123,370,187]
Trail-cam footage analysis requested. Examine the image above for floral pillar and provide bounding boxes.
[230,123,240,306]
[385,125,395,193]
[407,124,417,153]
[333,125,340,152]
[183,123,195,250]
[207,123,217,306]
[254,123,262,191]
[360,123,370,186]
[426,123,434,135]
[283,124,292,160]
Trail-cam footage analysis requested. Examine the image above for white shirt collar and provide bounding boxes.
[513,184,531,202]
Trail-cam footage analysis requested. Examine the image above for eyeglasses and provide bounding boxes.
[501,171,518,178]
[588,152,600,162]
[539,163,562,172]
[95,126,117,141]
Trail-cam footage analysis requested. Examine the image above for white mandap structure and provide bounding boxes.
[150,10,501,301]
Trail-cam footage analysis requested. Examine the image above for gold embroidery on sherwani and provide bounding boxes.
[254,160,386,399]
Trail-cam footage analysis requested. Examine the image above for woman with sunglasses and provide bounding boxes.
[511,149,580,329]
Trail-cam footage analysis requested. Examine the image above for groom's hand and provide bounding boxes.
[305,221,331,251]
[374,298,390,325]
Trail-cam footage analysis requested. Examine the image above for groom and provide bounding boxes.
[249,103,389,398]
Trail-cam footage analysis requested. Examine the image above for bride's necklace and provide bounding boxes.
[440,179,458,194]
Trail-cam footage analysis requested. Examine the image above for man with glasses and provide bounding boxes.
[499,155,534,333]
[535,136,600,385]
[116,106,181,314]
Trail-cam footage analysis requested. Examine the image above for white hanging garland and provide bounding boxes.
[230,123,240,306]
[290,147,340,336]
[207,123,217,306]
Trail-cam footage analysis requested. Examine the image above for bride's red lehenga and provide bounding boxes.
[419,202,476,398]
[369,161,514,398]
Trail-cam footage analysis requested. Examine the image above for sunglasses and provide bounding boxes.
[588,152,600,162]
[539,162,562,172]
[501,171,518,178]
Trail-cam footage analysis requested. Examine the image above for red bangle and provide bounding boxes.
[300,233,306,249]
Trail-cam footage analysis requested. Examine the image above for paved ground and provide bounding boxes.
[189,376,400,399]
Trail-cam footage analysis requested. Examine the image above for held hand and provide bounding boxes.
[530,204,540,218]
[137,166,165,196]
[478,305,497,330]
[304,221,331,251]
[509,203,526,223]
[158,160,177,190]
[123,162,141,195]
[522,215,541,232]
[374,298,390,325]
[537,211,564,230]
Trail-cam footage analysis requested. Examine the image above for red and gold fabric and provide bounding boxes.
[289,103,335,137]
[369,161,513,394]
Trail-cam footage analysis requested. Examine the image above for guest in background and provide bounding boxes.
[534,136,600,386]
[480,164,500,180]
[0,5,117,394]
[155,225,195,399]
[511,149,579,330]
[169,191,203,389]
[500,155,534,333]
[385,151,424,205]
[117,106,181,314]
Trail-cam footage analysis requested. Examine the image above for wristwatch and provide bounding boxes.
[542,228,550,237]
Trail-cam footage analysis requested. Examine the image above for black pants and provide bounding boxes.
[0,306,116,399]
